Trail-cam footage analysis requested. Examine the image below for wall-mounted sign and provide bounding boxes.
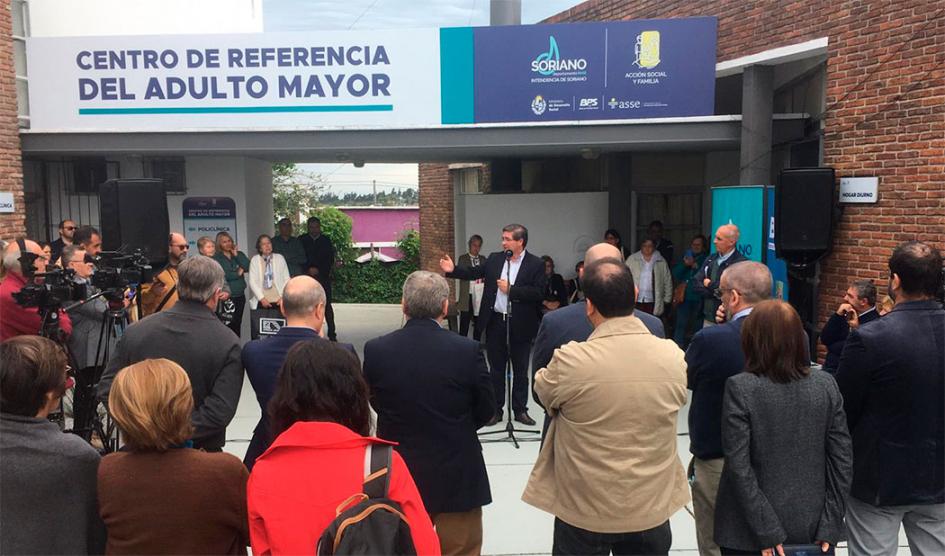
[182,197,237,249]
[0,192,14,213]
[26,17,716,132]
[839,177,879,204]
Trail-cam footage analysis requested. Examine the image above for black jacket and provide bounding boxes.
[97,301,244,451]
[693,249,749,315]
[299,233,335,285]
[819,308,880,372]
[447,250,547,343]
[364,318,495,514]
[835,299,944,506]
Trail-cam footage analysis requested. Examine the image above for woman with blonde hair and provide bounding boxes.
[98,359,249,554]
[213,231,250,337]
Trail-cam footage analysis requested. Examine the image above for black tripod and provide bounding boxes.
[68,291,124,453]
[479,252,540,448]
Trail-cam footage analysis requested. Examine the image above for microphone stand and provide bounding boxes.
[479,250,540,448]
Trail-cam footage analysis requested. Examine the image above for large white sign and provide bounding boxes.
[26,31,441,131]
[839,177,879,204]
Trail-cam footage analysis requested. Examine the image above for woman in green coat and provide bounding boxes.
[213,231,250,338]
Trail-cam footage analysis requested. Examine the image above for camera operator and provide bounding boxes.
[73,226,102,258]
[63,245,125,373]
[0,239,72,341]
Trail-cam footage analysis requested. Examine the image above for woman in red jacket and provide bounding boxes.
[247,339,440,555]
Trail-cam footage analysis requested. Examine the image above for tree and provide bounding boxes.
[272,163,326,225]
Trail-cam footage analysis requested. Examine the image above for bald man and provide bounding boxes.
[531,243,665,439]
[0,238,73,340]
[693,224,747,328]
[241,276,357,470]
[139,232,189,317]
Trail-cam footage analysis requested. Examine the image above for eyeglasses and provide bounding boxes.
[63,226,77,231]
[172,244,190,250]
[714,287,735,299]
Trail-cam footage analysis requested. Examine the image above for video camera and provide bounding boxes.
[91,249,153,299]
[11,263,86,311]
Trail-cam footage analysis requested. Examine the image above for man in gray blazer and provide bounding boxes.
[98,256,243,451]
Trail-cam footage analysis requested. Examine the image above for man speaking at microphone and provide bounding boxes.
[441,224,546,427]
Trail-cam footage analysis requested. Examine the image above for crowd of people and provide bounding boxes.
[0,216,942,555]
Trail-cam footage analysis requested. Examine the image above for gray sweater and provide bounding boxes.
[0,413,105,554]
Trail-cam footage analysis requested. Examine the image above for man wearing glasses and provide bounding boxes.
[50,219,77,266]
[139,233,189,317]
[684,261,772,556]
[0,238,73,340]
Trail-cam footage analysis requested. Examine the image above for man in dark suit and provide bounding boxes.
[532,243,665,438]
[685,261,772,556]
[49,218,76,265]
[441,223,546,426]
[97,256,242,452]
[836,241,944,556]
[364,271,495,555]
[299,216,337,341]
[819,278,880,373]
[693,224,748,328]
[241,276,357,470]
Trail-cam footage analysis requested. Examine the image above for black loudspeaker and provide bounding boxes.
[99,179,169,267]
[775,167,835,265]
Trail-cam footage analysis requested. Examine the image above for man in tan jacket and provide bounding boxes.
[522,257,690,555]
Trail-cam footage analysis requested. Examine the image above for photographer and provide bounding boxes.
[0,239,72,341]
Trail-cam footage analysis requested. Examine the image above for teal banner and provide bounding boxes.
[710,186,764,262]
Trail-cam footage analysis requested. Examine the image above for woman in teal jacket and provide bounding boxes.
[213,231,250,338]
[672,234,709,348]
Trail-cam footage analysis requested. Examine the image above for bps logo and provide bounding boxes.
[531,95,547,115]
[633,31,661,69]
[579,97,599,110]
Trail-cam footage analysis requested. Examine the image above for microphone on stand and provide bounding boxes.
[504,249,514,259]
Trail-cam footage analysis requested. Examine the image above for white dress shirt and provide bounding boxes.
[494,249,526,315]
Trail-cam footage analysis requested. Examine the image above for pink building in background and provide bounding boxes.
[339,206,419,261]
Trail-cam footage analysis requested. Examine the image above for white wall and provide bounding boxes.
[462,192,608,281]
[28,0,263,37]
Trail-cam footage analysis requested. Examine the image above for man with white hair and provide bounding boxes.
[97,256,243,451]
[694,224,747,327]
[0,238,73,340]
[241,275,356,470]
[364,271,496,555]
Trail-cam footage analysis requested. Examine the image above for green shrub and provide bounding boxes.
[333,227,420,304]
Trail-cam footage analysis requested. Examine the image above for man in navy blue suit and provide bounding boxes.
[685,261,772,556]
[837,241,944,555]
[364,271,495,555]
[241,275,357,470]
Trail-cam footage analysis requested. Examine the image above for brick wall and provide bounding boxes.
[418,163,453,272]
[420,0,945,328]
[0,2,24,240]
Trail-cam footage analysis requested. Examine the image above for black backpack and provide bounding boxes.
[316,444,417,555]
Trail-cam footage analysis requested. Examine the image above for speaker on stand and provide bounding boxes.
[775,167,836,358]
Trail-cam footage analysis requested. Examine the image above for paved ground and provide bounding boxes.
[225,303,910,555]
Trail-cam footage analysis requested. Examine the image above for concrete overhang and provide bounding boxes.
[19,114,807,163]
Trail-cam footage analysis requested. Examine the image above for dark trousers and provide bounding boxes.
[673,299,704,349]
[485,315,531,413]
[553,518,672,556]
[322,280,337,340]
[459,296,481,341]
[636,301,656,315]
[226,295,246,338]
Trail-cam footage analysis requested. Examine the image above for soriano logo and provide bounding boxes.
[531,36,588,76]
[531,95,547,115]
[633,31,661,69]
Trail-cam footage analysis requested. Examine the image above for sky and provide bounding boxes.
[263,0,582,195]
